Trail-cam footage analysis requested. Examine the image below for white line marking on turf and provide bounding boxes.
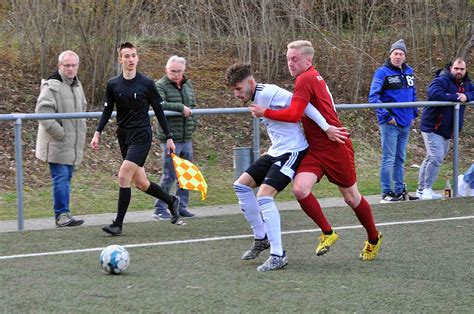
[0,215,473,261]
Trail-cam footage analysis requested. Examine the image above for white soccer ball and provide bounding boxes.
[100,245,130,275]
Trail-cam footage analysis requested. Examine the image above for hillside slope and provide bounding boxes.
[0,43,472,193]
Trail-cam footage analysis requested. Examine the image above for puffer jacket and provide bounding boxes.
[420,67,473,139]
[155,75,197,143]
[35,70,87,166]
[369,59,418,126]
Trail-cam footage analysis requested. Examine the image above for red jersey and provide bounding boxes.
[264,66,342,150]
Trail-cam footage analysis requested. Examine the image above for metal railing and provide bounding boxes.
[0,101,472,231]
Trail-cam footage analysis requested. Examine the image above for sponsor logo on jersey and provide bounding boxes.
[388,76,401,84]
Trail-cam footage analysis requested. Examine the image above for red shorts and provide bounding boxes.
[296,139,357,188]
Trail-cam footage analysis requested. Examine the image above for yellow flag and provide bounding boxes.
[171,153,208,200]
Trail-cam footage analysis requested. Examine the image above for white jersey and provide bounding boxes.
[253,83,308,157]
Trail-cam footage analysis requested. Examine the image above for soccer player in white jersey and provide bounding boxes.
[225,63,348,271]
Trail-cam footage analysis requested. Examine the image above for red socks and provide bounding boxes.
[299,193,378,242]
[352,196,378,242]
[298,193,332,233]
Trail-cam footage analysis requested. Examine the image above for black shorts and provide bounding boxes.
[116,126,152,167]
[245,148,308,192]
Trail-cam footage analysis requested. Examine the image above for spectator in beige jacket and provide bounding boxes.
[35,50,87,227]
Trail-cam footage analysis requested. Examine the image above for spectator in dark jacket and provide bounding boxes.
[152,55,197,219]
[417,57,473,200]
[369,39,418,203]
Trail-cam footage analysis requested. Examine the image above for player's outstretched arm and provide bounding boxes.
[303,104,348,143]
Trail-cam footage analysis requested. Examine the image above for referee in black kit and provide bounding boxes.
[90,42,180,235]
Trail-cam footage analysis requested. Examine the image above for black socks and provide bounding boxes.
[115,187,131,226]
[145,181,173,205]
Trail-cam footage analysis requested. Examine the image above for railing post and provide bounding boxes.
[252,117,260,163]
[14,118,24,231]
[452,103,460,197]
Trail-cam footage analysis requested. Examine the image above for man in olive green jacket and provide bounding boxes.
[35,50,87,227]
[152,55,197,219]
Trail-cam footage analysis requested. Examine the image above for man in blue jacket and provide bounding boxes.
[369,39,418,203]
[417,57,473,200]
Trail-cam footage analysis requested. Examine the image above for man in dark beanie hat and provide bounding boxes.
[369,39,419,203]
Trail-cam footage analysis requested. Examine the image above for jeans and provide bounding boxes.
[379,123,411,195]
[154,141,193,212]
[418,132,450,190]
[49,163,74,218]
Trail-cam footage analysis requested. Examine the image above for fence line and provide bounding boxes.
[1,101,472,231]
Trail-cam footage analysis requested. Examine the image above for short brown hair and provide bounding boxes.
[118,42,136,57]
[225,63,253,86]
[451,57,465,65]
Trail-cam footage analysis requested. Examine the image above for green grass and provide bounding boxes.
[0,197,472,312]
[0,162,467,220]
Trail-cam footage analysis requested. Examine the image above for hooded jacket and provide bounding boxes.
[155,75,197,143]
[369,59,418,126]
[421,67,473,139]
[35,70,87,166]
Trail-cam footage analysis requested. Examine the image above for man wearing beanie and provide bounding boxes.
[369,39,419,203]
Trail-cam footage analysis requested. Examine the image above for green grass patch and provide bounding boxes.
[0,198,472,312]
[0,162,468,220]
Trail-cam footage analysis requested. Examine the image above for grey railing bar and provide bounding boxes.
[1,101,472,231]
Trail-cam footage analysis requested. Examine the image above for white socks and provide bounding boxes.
[257,196,283,256]
[233,183,266,239]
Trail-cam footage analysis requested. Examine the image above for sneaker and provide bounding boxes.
[241,236,270,260]
[360,231,383,261]
[55,213,84,227]
[315,231,339,256]
[169,196,180,224]
[416,189,424,199]
[401,188,419,201]
[102,221,122,236]
[380,191,402,203]
[179,208,195,218]
[421,188,442,200]
[152,209,171,221]
[257,252,288,272]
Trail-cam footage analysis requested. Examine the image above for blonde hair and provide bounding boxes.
[287,40,314,57]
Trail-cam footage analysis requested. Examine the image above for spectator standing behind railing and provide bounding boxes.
[35,50,86,227]
[151,55,197,220]
[368,39,419,203]
[417,57,473,200]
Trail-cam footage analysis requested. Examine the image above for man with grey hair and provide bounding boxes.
[35,50,87,227]
[152,55,198,219]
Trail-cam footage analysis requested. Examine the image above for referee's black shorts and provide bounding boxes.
[116,126,152,167]
[245,148,308,192]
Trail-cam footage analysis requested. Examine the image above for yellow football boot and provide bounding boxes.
[360,231,383,261]
[315,231,339,256]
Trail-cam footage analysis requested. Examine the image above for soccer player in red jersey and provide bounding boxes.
[250,40,383,261]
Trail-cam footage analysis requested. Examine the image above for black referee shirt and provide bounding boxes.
[96,72,172,138]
